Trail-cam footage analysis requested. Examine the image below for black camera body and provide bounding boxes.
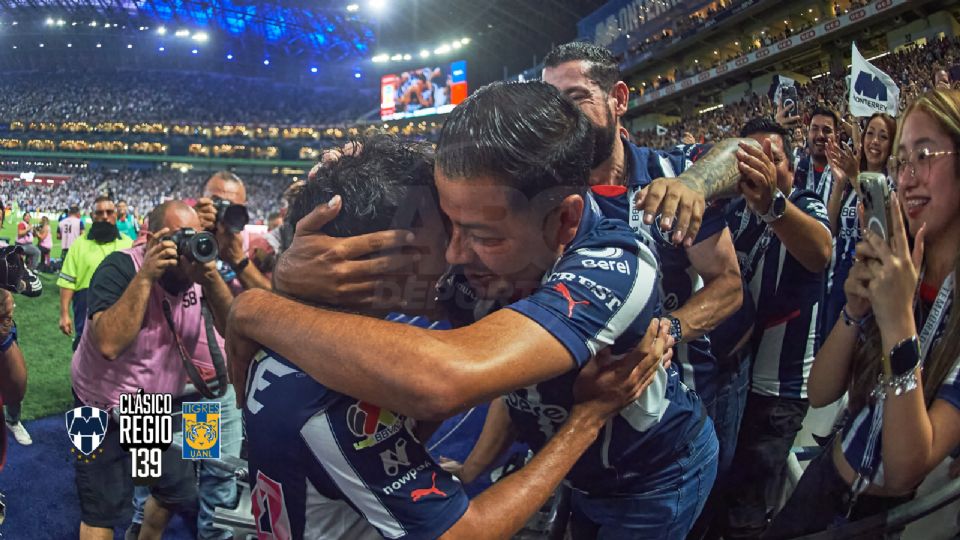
[165,228,218,264]
[212,197,249,235]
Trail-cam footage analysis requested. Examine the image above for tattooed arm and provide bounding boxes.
[635,137,761,247]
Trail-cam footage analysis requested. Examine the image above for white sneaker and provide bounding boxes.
[7,421,32,445]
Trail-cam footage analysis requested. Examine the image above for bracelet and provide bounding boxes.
[841,306,871,328]
[230,257,250,273]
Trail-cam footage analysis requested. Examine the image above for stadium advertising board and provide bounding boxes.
[630,0,906,108]
[380,61,467,121]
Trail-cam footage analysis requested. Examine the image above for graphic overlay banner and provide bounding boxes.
[118,390,173,485]
[380,60,467,120]
[182,401,221,460]
[849,42,900,117]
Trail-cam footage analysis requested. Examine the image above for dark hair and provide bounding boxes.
[267,212,282,222]
[286,135,436,239]
[93,195,113,205]
[740,117,795,171]
[543,41,620,93]
[69,205,80,214]
[435,81,593,205]
[809,105,839,129]
[859,113,897,172]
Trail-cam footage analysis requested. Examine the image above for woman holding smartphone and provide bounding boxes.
[823,112,897,333]
[765,89,960,537]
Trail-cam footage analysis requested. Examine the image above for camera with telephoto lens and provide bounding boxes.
[211,196,249,235]
[164,228,219,264]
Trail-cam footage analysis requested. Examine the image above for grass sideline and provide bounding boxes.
[3,215,77,420]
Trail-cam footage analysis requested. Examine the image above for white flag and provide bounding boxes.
[849,43,900,117]
[656,125,668,136]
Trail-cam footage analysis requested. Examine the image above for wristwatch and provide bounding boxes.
[761,189,787,223]
[665,315,683,343]
[230,257,250,273]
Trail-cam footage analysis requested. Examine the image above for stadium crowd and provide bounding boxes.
[0,169,289,222]
[0,71,371,126]
[634,35,960,148]
[0,14,958,540]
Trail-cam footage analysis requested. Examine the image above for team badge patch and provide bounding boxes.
[182,402,220,459]
[65,406,108,457]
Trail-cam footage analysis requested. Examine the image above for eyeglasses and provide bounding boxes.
[889,149,958,180]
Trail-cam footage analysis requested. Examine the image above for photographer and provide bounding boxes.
[167,171,262,540]
[71,200,232,540]
[15,213,40,271]
[194,171,270,292]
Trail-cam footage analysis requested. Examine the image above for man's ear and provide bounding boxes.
[612,81,630,118]
[542,194,584,249]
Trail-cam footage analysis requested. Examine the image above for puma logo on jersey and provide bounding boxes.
[554,283,589,317]
[410,472,447,502]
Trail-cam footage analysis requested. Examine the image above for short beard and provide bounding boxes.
[591,103,618,168]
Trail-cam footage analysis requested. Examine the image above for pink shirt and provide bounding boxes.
[71,245,203,409]
[59,216,82,250]
[39,225,52,249]
[16,221,32,245]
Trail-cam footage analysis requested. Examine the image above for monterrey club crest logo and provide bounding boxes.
[66,406,108,461]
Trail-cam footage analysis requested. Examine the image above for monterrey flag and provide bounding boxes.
[849,43,900,117]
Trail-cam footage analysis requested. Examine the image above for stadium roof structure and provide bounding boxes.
[0,0,374,79]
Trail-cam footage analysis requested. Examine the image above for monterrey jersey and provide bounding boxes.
[243,315,468,540]
[590,139,728,406]
[502,193,709,494]
[725,189,829,399]
[841,274,958,485]
[794,156,834,204]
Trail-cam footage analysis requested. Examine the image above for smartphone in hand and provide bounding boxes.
[859,172,891,241]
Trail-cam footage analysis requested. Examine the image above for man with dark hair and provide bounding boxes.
[230,82,718,538]
[542,42,745,534]
[115,200,138,241]
[15,212,41,271]
[793,105,838,203]
[713,118,832,538]
[243,134,671,539]
[58,205,84,260]
[57,196,130,351]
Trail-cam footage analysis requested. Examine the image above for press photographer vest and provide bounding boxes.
[71,245,205,410]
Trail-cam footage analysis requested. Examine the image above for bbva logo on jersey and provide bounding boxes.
[66,406,108,460]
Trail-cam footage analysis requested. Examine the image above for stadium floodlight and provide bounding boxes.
[372,54,388,62]
[434,44,450,54]
[402,54,412,61]
[175,29,190,37]
[263,59,270,65]
[71,22,77,26]
[354,72,362,79]
[96,43,102,48]
[11,21,16,26]
[45,18,53,26]
[10,45,15,49]
[346,4,360,12]
[452,41,461,49]
[419,49,430,58]
[192,32,208,43]
[310,67,318,73]
[157,26,167,35]
[103,23,110,28]
[158,46,165,51]
[38,43,44,48]
[390,53,402,61]
[89,21,97,27]
[461,37,470,45]
[191,48,198,54]
[369,0,386,12]
[127,44,133,49]
[67,43,72,47]
[226,53,233,60]
[56,19,65,26]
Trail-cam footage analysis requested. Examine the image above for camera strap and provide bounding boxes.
[161,298,228,399]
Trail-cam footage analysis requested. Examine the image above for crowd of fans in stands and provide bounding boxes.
[634,36,960,147]
[0,169,288,221]
[0,71,372,126]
